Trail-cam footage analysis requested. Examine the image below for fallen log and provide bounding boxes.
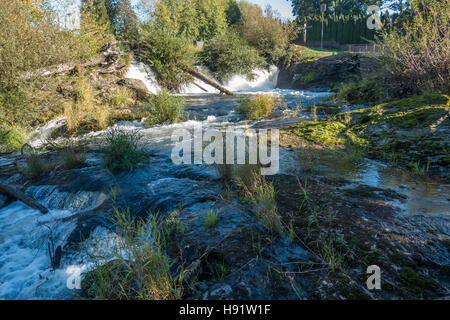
[0,183,48,213]
[181,66,233,95]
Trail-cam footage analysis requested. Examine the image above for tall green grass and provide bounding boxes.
[142,90,187,126]
[102,128,147,172]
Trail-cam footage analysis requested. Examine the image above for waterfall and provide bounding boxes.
[125,61,162,95]
[126,61,280,94]
[223,65,279,92]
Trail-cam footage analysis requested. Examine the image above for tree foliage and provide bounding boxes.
[236,1,300,64]
[290,0,384,21]
[203,31,266,81]
[104,0,139,41]
[380,0,450,93]
[149,0,229,41]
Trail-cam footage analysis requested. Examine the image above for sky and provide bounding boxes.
[52,0,296,22]
[128,0,295,20]
[247,0,295,20]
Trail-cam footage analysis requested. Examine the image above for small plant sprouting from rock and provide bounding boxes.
[102,128,147,172]
[82,208,183,300]
[60,142,86,170]
[204,209,219,229]
[20,153,53,181]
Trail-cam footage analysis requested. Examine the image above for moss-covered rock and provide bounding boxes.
[277,54,361,89]
[287,94,450,177]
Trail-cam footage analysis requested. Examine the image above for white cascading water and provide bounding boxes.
[125,61,162,95]
[223,65,279,92]
[125,61,279,94]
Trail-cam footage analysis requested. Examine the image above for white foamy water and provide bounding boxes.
[125,61,161,94]
[126,61,280,94]
[0,187,119,299]
[223,66,279,92]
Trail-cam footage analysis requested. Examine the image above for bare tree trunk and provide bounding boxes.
[181,66,234,95]
[0,183,48,213]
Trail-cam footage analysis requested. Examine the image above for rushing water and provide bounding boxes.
[0,62,448,299]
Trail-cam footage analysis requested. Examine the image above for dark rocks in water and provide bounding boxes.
[0,194,10,209]
[277,54,362,89]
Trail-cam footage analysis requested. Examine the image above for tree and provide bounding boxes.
[0,0,100,123]
[104,0,139,41]
[380,0,449,93]
[236,1,298,63]
[149,0,228,41]
[80,0,114,52]
[225,0,242,26]
[290,0,384,21]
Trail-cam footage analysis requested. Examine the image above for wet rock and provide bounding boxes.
[0,194,10,209]
[278,54,361,89]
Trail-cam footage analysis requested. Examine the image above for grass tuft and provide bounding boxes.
[238,94,281,120]
[102,128,147,172]
[204,209,219,229]
[82,208,183,300]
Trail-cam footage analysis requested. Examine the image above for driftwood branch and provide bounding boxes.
[0,183,48,213]
[181,66,233,95]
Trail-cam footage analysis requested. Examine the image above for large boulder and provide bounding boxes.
[277,54,362,89]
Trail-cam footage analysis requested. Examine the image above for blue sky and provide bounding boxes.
[129,0,295,20]
[247,0,294,20]
[53,1,295,21]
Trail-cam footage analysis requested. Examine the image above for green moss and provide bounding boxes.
[287,94,450,175]
[397,268,439,295]
[290,120,347,146]
[0,125,26,153]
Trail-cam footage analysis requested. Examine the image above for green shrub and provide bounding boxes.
[142,90,187,126]
[21,153,52,181]
[205,209,219,229]
[102,128,147,172]
[138,28,196,91]
[238,94,281,120]
[0,125,26,153]
[237,2,299,63]
[202,32,266,82]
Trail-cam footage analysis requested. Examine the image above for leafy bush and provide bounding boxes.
[142,90,187,126]
[138,28,196,91]
[380,0,450,94]
[0,125,26,153]
[202,32,266,82]
[0,1,109,125]
[102,128,147,172]
[238,94,281,120]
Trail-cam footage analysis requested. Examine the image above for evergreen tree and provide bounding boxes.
[104,0,139,41]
